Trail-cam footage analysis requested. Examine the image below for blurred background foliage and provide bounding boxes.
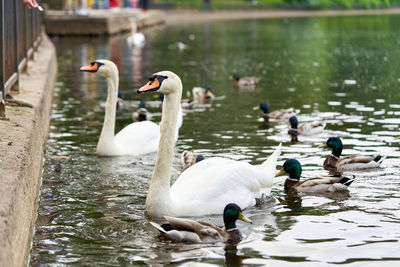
[44,0,400,10]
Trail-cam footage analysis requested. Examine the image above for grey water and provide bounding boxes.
[31,15,400,266]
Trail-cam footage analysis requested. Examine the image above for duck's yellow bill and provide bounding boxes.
[395,136,400,139]
[238,212,252,224]
[276,168,286,177]
[318,143,328,148]
[252,105,259,110]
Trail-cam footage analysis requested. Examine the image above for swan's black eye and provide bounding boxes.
[155,75,168,84]
[148,76,155,85]
[90,61,96,66]
[148,75,168,86]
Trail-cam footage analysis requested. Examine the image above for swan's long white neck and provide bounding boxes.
[97,72,118,155]
[146,82,182,217]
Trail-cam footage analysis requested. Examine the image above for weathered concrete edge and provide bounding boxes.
[44,9,165,36]
[0,33,57,266]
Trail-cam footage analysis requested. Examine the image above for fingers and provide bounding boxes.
[24,0,39,9]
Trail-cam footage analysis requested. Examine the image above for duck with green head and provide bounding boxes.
[276,159,354,193]
[192,85,215,103]
[232,74,260,89]
[132,101,151,121]
[149,203,252,244]
[254,102,300,126]
[320,137,385,171]
[288,116,325,136]
[180,150,205,170]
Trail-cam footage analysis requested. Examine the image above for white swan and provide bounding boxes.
[138,71,281,218]
[80,60,182,156]
[127,21,145,48]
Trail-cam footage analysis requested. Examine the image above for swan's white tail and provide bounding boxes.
[259,143,282,187]
[260,143,281,170]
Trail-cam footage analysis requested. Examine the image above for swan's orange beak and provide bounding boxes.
[137,78,161,93]
[80,62,100,72]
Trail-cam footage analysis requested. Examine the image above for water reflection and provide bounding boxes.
[32,15,400,265]
[225,245,246,267]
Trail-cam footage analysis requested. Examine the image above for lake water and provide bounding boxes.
[30,15,400,266]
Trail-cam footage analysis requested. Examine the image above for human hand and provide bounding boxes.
[23,0,39,9]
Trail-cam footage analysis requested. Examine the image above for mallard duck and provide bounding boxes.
[255,102,299,125]
[80,60,182,156]
[149,203,252,244]
[162,92,195,110]
[320,137,385,171]
[181,151,205,170]
[192,85,215,103]
[180,98,195,109]
[232,74,260,88]
[137,71,281,217]
[288,116,325,136]
[132,101,151,121]
[276,159,355,193]
[116,91,124,111]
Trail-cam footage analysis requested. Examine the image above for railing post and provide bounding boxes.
[12,0,19,93]
[0,0,7,121]
[0,0,4,102]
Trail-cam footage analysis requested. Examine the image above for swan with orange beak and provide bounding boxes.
[80,60,182,156]
[137,70,281,218]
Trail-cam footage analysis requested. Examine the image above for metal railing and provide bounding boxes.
[0,0,42,115]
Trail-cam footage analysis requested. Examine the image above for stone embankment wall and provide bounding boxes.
[0,33,57,267]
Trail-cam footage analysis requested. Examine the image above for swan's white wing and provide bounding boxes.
[170,157,273,216]
[114,121,160,155]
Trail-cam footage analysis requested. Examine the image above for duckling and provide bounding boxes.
[181,151,205,170]
[255,102,299,125]
[149,203,252,244]
[132,101,151,121]
[288,116,325,136]
[232,74,260,88]
[320,137,385,171]
[169,41,189,51]
[192,85,215,103]
[276,159,355,193]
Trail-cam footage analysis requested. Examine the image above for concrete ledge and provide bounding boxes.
[44,8,165,36]
[0,33,57,266]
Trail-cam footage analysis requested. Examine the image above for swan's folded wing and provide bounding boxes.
[114,120,160,155]
[170,158,269,215]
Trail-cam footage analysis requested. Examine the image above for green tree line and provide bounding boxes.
[155,0,400,9]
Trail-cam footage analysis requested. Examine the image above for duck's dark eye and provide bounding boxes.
[90,61,96,66]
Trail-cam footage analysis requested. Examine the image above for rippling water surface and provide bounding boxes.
[31,15,400,266]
